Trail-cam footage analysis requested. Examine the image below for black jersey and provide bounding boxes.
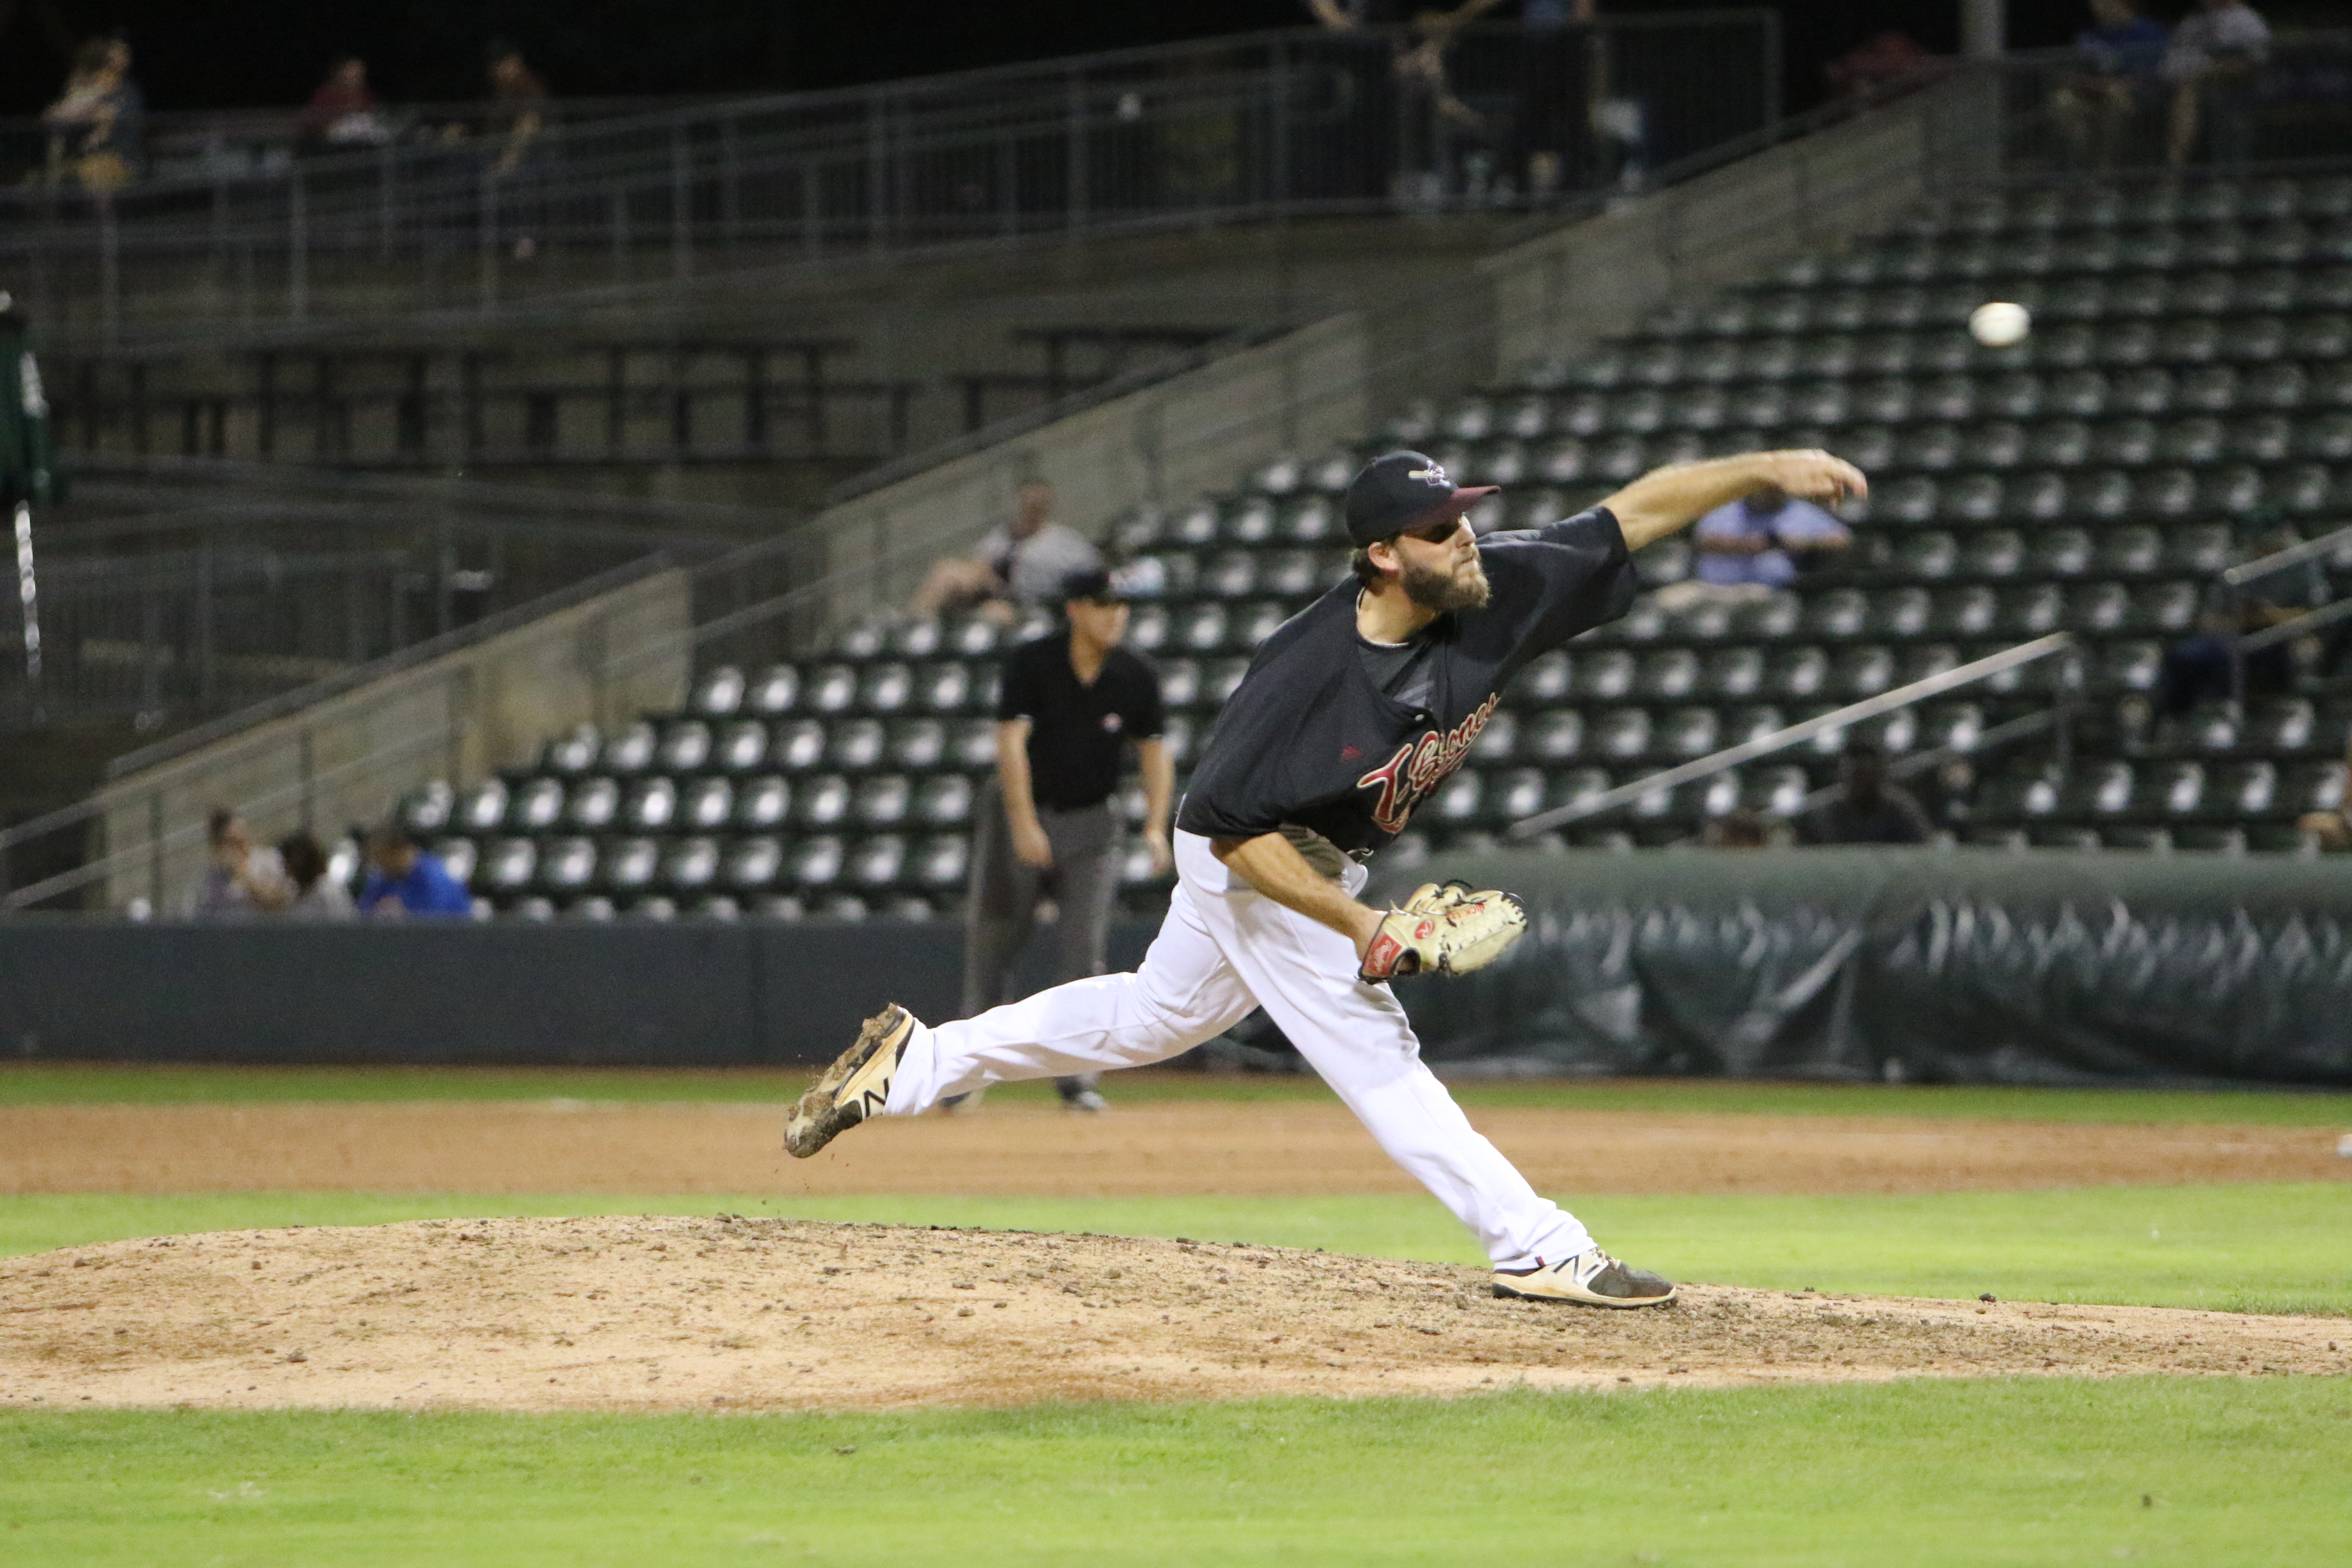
[998,633,1166,810]
[1176,506,1637,853]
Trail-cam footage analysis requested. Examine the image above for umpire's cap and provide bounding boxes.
[1344,450,1499,547]
[1059,566,1129,604]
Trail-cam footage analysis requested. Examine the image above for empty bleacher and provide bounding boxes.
[379,166,2352,919]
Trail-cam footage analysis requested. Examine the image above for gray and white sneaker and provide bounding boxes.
[1491,1247,1675,1308]
[784,1004,915,1158]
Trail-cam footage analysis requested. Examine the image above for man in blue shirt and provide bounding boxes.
[1654,484,1850,609]
[358,824,475,918]
[2053,0,2169,168]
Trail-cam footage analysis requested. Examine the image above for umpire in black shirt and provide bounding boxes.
[954,566,1173,1111]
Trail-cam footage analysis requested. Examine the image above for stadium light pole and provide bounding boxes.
[1962,0,2005,58]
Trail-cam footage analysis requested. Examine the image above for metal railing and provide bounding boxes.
[0,462,753,734]
[0,17,1781,340]
[1970,30,2352,181]
[48,337,926,473]
[1507,633,2080,837]
[0,95,725,192]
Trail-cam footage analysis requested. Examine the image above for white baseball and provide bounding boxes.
[1969,300,2031,349]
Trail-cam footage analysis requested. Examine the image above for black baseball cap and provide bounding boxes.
[1060,566,1129,604]
[1343,451,1499,547]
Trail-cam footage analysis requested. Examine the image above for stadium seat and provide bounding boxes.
[735,776,791,829]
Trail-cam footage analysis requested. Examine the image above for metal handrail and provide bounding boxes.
[1,17,1782,209]
[1774,701,2081,820]
[2236,591,2352,657]
[1507,632,2076,837]
[4,15,1788,343]
[2222,522,2352,590]
[0,721,453,912]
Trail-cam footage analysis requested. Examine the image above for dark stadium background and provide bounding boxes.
[0,0,2085,121]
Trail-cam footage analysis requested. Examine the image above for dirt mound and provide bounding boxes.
[2,1217,2343,1412]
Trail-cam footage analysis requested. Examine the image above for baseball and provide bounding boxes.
[1969,300,2031,349]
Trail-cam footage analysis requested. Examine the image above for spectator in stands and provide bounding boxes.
[946,566,1172,1114]
[1658,484,1851,608]
[187,807,292,919]
[42,35,144,196]
[486,42,550,178]
[2052,0,2169,169]
[358,823,474,918]
[1797,743,1934,846]
[906,480,1102,623]
[1304,0,1405,201]
[1916,756,1978,836]
[1702,808,1769,849]
[2156,592,2298,717]
[2296,735,2352,852]
[301,57,392,150]
[277,831,356,921]
[1824,31,1934,101]
[2165,0,2270,167]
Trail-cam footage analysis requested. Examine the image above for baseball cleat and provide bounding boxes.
[1491,1247,1675,1308]
[784,1004,915,1158]
[1062,1087,1110,1113]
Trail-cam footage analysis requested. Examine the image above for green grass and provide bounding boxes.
[5,1062,2351,1125]
[7,1184,2346,1315]
[2,1380,2348,1566]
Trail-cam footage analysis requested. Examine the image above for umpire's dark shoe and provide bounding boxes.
[785,1005,915,1158]
[1491,1248,1676,1308]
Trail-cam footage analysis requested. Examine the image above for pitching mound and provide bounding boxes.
[4,1217,2343,1412]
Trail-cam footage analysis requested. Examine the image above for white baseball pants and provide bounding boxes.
[882,829,1596,1270]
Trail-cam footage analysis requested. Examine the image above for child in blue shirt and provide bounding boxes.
[359,824,476,918]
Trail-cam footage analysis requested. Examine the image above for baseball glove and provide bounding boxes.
[1357,880,1526,983]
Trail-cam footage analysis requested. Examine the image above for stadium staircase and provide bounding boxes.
[369,165,2352,922]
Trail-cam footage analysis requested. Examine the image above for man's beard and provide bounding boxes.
[1400,551,1491,613]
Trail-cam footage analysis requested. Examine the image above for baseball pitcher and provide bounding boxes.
[788,446,1865,1307]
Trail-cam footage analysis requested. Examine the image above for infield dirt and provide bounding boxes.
[5,1099,2346,1196]
[3,1215,2348,1413]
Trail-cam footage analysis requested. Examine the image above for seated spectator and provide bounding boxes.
[1796,743,1934,846]
[2156,595,2298,717]
[1702,808,1770,849]
[277,831,356,921]
[1914,756,1978,836]
[187,807,292,919]
[907,480,1102,623]
[2297,736,2352,852]
[2165,0,2269,166]
[1824,31,1935,101]
[1657,485,1850,609]
[301,57,392,149]
[2052,0,2168,168]
[358,823,475,918]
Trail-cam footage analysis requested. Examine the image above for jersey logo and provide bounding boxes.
[1354,694,1501,836]
[1340,744,1362,761]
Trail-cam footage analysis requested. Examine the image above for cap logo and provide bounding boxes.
[1407,465,1449,486]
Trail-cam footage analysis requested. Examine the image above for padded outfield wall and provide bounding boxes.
[2,851,2348,1086]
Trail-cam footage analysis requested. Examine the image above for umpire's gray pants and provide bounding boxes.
[963,782,1121,1101]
